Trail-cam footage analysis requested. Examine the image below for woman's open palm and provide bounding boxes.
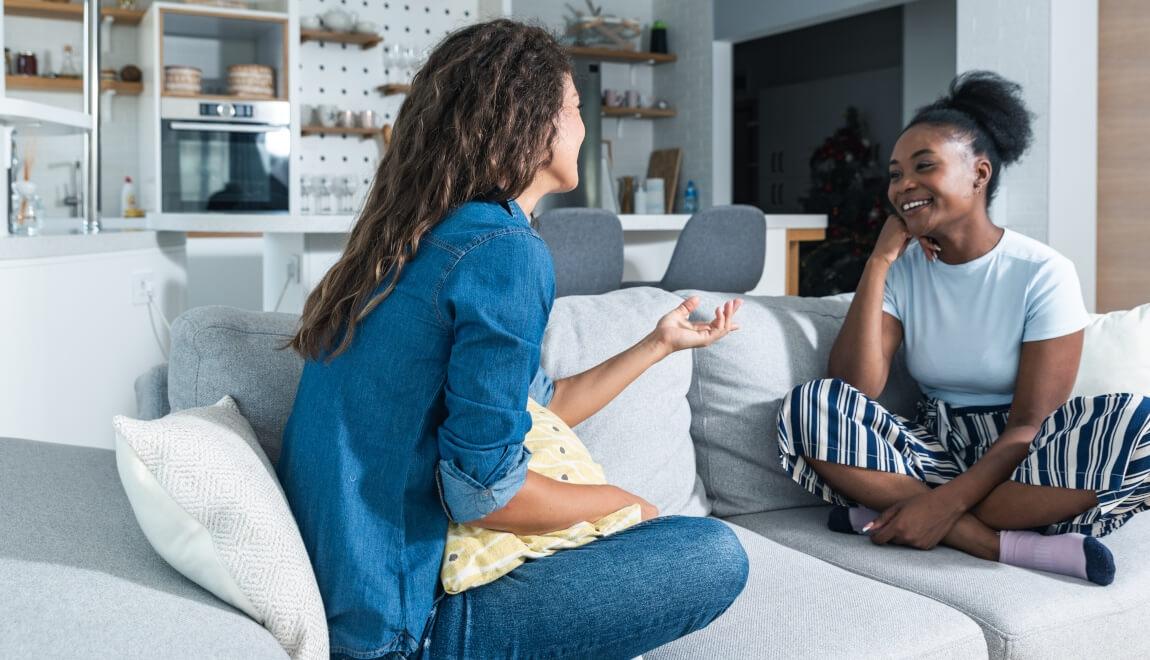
[654,296,743,352]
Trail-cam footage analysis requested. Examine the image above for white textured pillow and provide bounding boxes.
[113,396,327,660]
[1073,303,1150,398]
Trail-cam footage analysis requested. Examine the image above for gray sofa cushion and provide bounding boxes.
[543,288,710,517]
[649,520,988,660]
[168,306,301,464]
[0,437,285,659]
[731,507,1150,659]
[678,291,921,517]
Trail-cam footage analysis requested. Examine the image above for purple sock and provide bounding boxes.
[849,507,880,533]
[999,530,1116,586]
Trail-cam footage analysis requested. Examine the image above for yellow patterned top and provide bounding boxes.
[440,398,642,594]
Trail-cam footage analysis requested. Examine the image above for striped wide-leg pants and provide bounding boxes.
[777,378,1150,537]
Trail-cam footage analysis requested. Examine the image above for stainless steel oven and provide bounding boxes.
[160,98,291,214]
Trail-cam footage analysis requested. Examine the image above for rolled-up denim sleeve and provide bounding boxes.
[528,367,555,407]
[435,230,555,523]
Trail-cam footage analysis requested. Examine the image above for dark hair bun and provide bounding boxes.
[941,71,1033,165]
[907,71,1034,202]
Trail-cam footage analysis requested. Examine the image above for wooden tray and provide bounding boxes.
[647,148,682,213]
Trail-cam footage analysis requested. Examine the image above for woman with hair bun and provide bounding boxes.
[778,71,1150,585]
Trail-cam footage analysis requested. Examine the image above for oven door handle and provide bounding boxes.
[168,122,287,133]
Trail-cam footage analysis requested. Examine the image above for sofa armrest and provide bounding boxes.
[134,364,170,420]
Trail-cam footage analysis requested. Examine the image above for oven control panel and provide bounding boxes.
[198,103,255,119]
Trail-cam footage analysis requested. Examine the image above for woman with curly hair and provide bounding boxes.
[779,71,1150,586]
[278,19,747,658]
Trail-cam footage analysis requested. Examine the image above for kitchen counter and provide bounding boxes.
[0,229,185,261]
[100,213,826,234]
[99,211,828,312]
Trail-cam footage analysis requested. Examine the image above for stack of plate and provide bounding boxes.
[164,66,202,96]
[228,64,275,98]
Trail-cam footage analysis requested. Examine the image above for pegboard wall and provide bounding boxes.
[296,0,479,208]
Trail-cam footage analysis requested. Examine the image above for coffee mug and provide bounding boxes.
[336,109,357,128]
[316,104,337,127]
[358,109,381,129]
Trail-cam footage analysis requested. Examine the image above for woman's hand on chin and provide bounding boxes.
[873,215,941,265]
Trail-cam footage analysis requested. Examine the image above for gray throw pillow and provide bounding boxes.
[543,288,710,517]
[678,291,921,517]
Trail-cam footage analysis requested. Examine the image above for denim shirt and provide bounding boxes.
[277,200,555,658]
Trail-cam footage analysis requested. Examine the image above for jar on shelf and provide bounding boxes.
[16,51,37,76]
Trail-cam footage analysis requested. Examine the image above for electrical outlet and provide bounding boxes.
[288,254,302,284]
[131,270,155,306]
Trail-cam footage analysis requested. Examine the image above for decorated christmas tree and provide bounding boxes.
[799,107,889,296]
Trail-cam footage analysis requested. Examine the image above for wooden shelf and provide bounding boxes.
[161,92,284,102]
[376,83,410,96]
[301,126,385,139]
[3,0,145,25]
[6,75,143,95]
[601,106,676,119]
[300,29,382,50]
[567,46,676,65]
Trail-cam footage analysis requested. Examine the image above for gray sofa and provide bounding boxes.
[3,287,1146,659]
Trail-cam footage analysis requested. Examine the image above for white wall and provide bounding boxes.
[186,236,264,310]
[1047,0,1098,311]
[652,0,714,209]
[0,238,186,449]
[956,0,1051,245]
[903,0,956,122]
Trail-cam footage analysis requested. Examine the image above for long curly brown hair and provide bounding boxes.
[290,19,572,360]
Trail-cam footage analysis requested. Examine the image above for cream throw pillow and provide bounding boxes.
[441,398,643,594]
[113,396,328,660]
[1072,303,1150,398]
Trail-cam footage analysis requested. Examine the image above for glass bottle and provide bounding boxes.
[59,45,79,78]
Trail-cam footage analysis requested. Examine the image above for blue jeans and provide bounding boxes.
[423,516,749,659]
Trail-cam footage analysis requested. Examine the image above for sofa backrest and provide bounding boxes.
[542,288,710,517]
[678,291,921,517]
[166,290,922,517]
[169,306,301,464]
[166,290,712,518]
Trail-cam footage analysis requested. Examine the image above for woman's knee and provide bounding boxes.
[654,517,748,614]
[780,378,857,456]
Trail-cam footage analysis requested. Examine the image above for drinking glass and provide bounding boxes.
[299,176,313,215]
[343,177,360,213]
[316,177,334,215]
[402,45,418,82]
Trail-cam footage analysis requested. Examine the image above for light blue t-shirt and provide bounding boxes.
[882,229,1089,407]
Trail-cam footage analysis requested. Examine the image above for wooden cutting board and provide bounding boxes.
[646,148,682,213]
